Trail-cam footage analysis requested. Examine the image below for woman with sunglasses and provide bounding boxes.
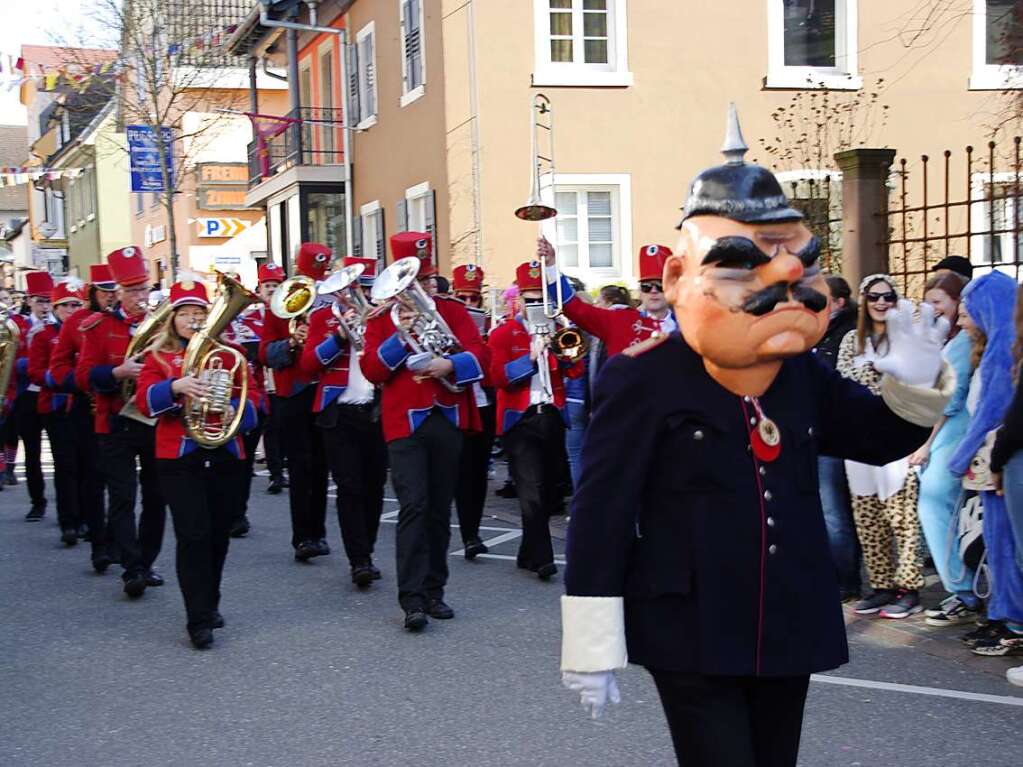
[27,279,88,546]
[909,271,980,626]
[837,274,925,619]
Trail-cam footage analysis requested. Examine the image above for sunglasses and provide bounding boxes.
[865,291,897,304]
[639,282,663,294]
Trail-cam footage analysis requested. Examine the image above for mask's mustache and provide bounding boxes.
[741,282,828,316]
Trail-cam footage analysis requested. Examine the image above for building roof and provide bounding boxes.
[0,125,29,213]
[19,45,116,72]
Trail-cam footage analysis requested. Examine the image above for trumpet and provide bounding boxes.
[318,264,371,355]
[371,256,463,393]
[182,271,263,448]
[270,274,317,340]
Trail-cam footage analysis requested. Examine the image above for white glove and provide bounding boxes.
[562,670,621,719]
[872,299,949,387]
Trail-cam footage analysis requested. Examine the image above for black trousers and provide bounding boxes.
[318,402,388,567]
[158,449,244,632]
[238,410,267,517]
[70,399,107,559]
[647,670,810,767]
[96,418,166,580]
[265,394,285,480]
[389,412,463,610]
[44,411,84,531]
[279,387,328,547]
[502,407,564,570]
[13,391,45,506]
[455,403,495,543]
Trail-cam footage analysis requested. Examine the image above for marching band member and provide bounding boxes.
[488,261,581,580]
[48,264,116,571]
[259,244,330,561]
[541,240,676,362]
[250,263,287,495]
[13,271,53,520]
[451,264,495,559]
[28,279,86,544]
[76,247,167,599]
[135,277,258,650]
[299,256,387,587]
[362,232,487,631]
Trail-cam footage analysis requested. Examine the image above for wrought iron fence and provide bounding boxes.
[782,174,843,276]
[246,107,346,187]
[882,137,1023,297]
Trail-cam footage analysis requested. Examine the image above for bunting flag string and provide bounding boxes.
[0,166,85,187]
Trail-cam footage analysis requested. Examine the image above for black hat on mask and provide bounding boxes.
[679,104,804,226]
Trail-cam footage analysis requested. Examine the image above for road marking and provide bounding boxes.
[378,516,515,534]
[469,552,567,565]
[449,529,523,557]
[811,674,1023,707]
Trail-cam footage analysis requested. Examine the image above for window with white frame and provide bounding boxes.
[532,0,631,87]
[359,200,385,268]
[404,182,434,234]
[348,22,378,128]
[399,0,425,107]
[541,175,632,284]
[971,0,1023,90]
[766,0,860,90]
[971,174,1023,267]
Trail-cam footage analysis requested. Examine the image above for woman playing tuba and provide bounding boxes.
[134,274,261,651]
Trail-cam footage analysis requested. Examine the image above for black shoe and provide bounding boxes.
[495,480,517,499]
[78,525,90,541]
[315,539,330,557]
[60,528,79,547]
[123,574,147,599]
[295,540,318,562]
[962,621,1008,648]
[211,611,225,629]
[5,466,17,486]
[351,564,374,588]
[266,478,284,495]
[853,589,896,615]
[426,599,454,619]
[536,563,558,581]
[145,570,165,587]
[404,609,428,631]
[92,554,112,574]
[464,537,489,560]
[229,516,250,538]
[24,504,45,522]
[368,561,382,580]
[280,475,290,488]
[189,627,214,650]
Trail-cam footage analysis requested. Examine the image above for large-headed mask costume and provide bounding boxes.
[664,105,830,395]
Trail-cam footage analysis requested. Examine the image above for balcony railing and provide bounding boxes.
[247,107,346,188]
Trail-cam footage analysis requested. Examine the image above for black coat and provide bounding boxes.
[812,306,857,371]
[564,333,929,677]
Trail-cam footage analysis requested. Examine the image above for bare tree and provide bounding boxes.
[51,0,253,281]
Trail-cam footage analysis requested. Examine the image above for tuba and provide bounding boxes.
[0,304,20,410]
[182,271,262,448]
[270,275,317,339]
[318,263,370,355]
[119,299,173,424]
[371,257,463,393]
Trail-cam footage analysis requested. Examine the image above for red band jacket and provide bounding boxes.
[135,342,259,460]
[47,306,94,395]
[547,274,673,357]
[258,310,315,399]
[488,317,582,435]
[361,296,488,443]
[298,304,357,412]
[27,322,71,415]
[75,308,145,434]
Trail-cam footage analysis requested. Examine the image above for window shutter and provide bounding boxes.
[352,214,363,257]
[346,42,361,125]
[375,208,386,264]
[396,198,408,233]
[361,33,376,118]
[425,190,437,266]
[403,0,421,91]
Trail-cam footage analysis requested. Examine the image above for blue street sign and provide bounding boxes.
[127,125,175,193]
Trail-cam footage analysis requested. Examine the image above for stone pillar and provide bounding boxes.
[834,148,897,292]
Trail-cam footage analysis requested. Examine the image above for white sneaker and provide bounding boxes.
[925,597,980,627]
[925,594,959,619]
[1007,665,1023,687]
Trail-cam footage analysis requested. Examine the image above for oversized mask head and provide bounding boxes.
[664,105,830,370]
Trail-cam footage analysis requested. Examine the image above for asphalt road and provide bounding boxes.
[1,456,1021,767]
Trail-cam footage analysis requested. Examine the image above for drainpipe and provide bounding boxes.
[257,2,352,262]
[466,0,483,266]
